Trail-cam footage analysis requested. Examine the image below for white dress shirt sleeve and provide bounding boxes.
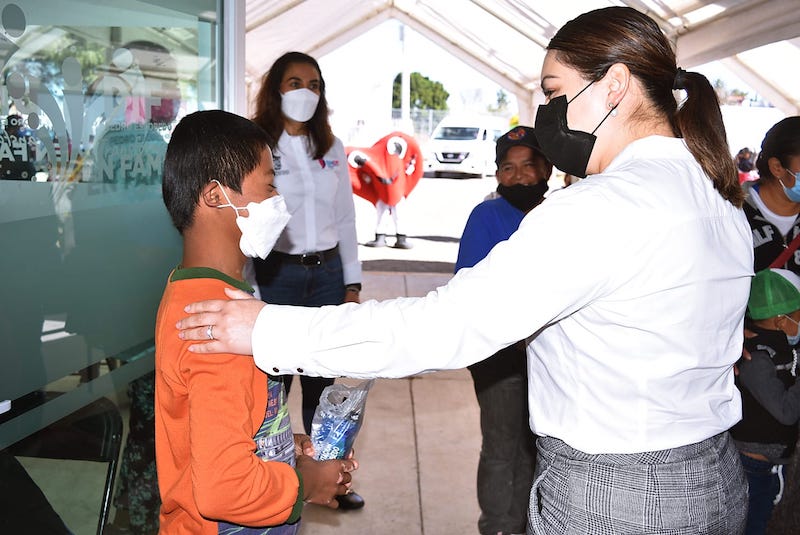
[252,183,625,378]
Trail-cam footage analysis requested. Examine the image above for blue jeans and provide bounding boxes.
[740,453,783,535]
[253,252,345,433]
[469,343,536,535]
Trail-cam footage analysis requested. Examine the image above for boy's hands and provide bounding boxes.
[293,435,360,508]
[296,455,358,509]
[294,433,315,457]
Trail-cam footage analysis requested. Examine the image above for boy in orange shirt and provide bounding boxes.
[156,110,357,534]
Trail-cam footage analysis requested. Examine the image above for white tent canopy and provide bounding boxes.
[245,0,800,126]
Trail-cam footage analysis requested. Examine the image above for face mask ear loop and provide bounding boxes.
[565,80,616,135]
[211,179,241,212]
[567,80,595,105]
[591,105,617,136]
[784,314,800,328]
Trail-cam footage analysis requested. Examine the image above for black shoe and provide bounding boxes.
[393,234,413,249]
[335,490,365,510]
[365,234,387,247]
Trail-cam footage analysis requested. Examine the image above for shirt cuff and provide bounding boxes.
[342,260,362,287]
[253,304,313,375]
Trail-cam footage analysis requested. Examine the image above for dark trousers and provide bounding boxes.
[740,453,783,535]
[254,252,345,433]
[469,343,536,535]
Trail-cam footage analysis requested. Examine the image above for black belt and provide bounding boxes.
[272,245,339,266]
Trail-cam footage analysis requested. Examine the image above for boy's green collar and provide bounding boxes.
[170,266,254,294]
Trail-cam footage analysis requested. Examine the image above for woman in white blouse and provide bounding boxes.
[182,8,752,533]
[250,52,364,510]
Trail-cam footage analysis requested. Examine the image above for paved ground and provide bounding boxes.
[352,174,499,273]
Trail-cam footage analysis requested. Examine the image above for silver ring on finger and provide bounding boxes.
[206,325,214,340]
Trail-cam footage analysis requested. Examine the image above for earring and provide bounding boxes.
[608,102,618,117]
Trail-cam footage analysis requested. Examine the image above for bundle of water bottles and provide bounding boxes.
[310,379,375,461]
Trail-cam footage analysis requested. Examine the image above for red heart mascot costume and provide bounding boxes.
[346,131,423,248]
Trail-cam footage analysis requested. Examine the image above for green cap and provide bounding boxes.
[748,268,800,320]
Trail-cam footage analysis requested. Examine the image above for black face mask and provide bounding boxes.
[496,182,548,212]
[534,82,615,178]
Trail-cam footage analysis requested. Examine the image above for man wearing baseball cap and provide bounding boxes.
[455,125,552,535]
[490,126,554,212]
[732,268,800,534]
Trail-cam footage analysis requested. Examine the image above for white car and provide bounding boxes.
[424,115,508,178]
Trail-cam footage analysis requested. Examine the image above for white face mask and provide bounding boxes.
[213,179,291,259]
[281,88,320,123]
[782,314,800,346]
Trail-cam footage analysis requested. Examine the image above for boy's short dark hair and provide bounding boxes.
[162,110,271,234]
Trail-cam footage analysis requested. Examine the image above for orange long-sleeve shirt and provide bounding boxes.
[155,267,303,534]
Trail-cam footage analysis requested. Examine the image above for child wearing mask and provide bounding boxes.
[732,268,800,535]
[155,110,357,534]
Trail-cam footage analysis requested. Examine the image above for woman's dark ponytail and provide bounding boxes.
[673,70,743,207]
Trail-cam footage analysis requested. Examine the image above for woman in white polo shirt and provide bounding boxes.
[250,51,364,510]
[181,8,752,533]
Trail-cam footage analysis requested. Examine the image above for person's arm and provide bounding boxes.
[176,185,631,378]
[184,349,302,525]
[185,349,357,519]
[248,185,629,377]
[738,350,800,425]
[331,139,361,288]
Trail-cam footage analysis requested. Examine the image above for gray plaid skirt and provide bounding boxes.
[528,432,747,534]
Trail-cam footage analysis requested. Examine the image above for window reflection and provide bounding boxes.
[0,0,216,427]
[0,32,187,184]
[1,1,218,531]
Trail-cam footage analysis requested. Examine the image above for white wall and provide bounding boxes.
[721,105,787,155]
